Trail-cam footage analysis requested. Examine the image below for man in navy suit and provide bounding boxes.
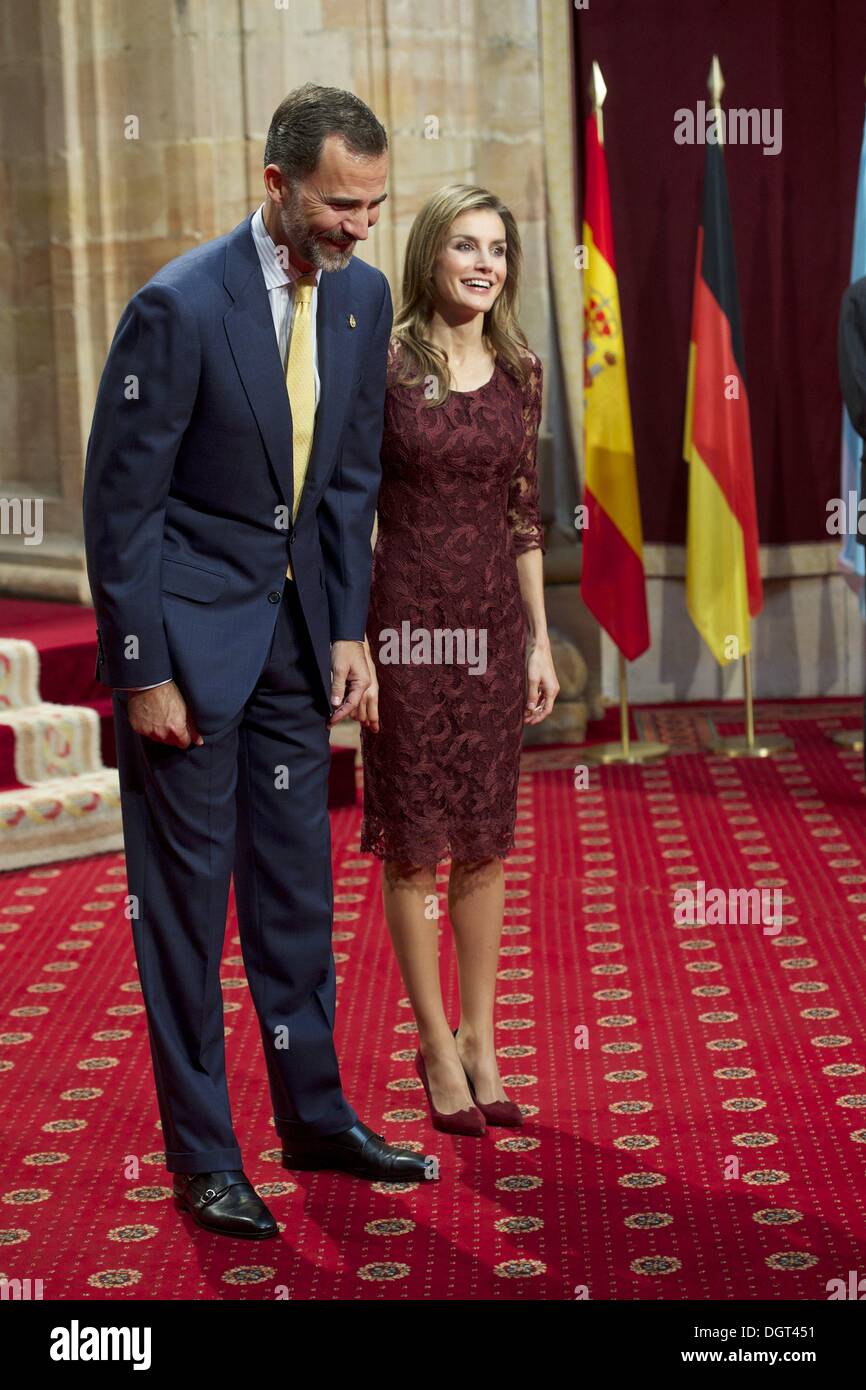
[83,84,430,1240]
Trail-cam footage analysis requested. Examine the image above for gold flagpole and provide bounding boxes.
[620,651,630,757]
[701,56,790,758]
[583,60,668,767]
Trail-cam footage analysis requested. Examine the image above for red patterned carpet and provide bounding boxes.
[2,700,866,1300]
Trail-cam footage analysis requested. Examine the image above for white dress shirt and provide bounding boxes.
[120,204,322,693]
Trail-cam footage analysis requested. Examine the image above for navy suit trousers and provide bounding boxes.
[112,579,358,1174]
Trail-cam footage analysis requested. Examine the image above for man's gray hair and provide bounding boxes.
[264,83,388,180]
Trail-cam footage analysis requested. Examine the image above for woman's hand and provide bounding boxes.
[524,639,559,725]
[352,644,380,732]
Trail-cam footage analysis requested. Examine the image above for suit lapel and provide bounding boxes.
[222,215,359,524]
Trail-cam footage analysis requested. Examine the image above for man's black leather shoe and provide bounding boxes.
[172,1170,279,1239]
[281,1121,432,1182]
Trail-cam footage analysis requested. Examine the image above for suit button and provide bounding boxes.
[290,534,296,546]
[268,591,281,603]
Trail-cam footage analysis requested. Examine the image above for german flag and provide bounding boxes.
[684,138,762,664]
[581,112,649,662]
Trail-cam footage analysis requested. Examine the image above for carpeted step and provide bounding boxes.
[0,768,122,869]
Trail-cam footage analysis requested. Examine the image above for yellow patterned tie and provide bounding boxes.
[284,273,317,580]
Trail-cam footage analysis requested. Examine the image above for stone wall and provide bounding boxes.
[0,0,561,593]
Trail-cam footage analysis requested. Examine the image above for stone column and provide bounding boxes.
[0,0,249,598]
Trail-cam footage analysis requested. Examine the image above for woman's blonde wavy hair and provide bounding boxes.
[391,184,530,407]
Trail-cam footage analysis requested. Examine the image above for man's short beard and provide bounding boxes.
[278,184,355,272]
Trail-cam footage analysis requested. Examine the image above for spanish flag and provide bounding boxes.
[683,138,762,664]
[581,112,649,661]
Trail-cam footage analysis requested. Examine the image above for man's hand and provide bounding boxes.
[126,680,204,748]
[328,640,372,728]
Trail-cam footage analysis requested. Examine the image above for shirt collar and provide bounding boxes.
[251,203,322,293]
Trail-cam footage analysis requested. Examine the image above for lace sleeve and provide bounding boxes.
[507,349,546,556]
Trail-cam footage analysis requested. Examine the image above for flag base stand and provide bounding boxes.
[583,738,669,765]
[707,732,792,758]
[705,652,792,757]
[582,653,670,765]
[831,729,864,750]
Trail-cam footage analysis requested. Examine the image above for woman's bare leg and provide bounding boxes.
[448,855,509,1104]
[382,858,474,1114]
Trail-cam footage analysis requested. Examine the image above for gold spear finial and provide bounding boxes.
[590,60,607,144]
[708,54,725,145]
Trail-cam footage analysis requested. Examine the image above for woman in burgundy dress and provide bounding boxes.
[354,185,559,1135]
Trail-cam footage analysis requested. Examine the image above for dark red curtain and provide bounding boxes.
[574,0,866,545]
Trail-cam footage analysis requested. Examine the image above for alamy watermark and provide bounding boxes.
[0,496,43,545]
[826,491,866,536]
[673,879,782,935]
[377,623,487,675]
[49,1320,151,1370]
[674,101,782,156]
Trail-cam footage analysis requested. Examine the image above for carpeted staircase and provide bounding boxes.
[0,632,122,870]
[0,599,356,871]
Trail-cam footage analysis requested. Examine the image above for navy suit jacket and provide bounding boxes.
[82,212,392,732]
[839,276,866,551]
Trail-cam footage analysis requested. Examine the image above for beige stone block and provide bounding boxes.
[222,194,260,236]
[120,236,197,292]
[48,244,115,315]
[74,0,128,55]
[320,0,364,28]
[8,156,59,240]
[95,0,204,55]
[12,439,59,494]
[207,39,245,141]
[10,245,58,315]
[9,371,60,467]
[49,305,85,377]
[246,46,295,141]
[476,142,543,213]
[71,53,129,154]
[0,158,11,243]
[86,43,206,153]
[0,307,54,375]
[112,139,169,239]
[385,58,470,136]
[164,138,243,241]
[2,0,45,61]
[61,444,96,494]
[0,63,48,160]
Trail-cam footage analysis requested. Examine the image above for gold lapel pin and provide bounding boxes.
[348,313,356,329]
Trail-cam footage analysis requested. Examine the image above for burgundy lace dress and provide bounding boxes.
[359,338,546,865]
